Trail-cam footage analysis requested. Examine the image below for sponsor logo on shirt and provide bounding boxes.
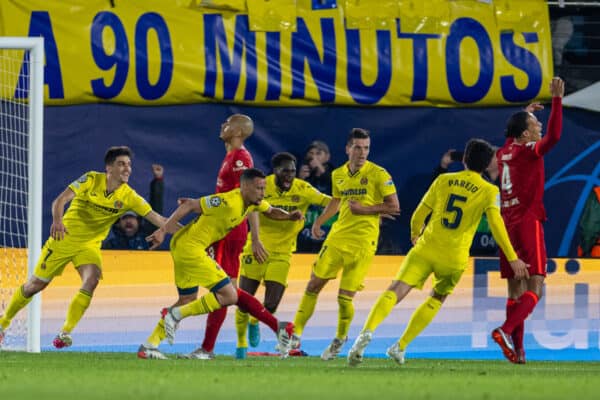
[340,188,367,196]
[233,159,248,172]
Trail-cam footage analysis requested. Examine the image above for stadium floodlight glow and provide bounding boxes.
[0,37,44,352]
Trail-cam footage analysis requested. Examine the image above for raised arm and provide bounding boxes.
[50,188,76,240]
[536,77,564,156]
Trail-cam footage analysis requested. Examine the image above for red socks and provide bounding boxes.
[201,307,227,352]
[502,291,538,335]
[506,299,524,350]
[236,288,278,332]
[201,288,279,351]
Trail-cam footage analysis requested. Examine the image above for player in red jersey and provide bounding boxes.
[492,77,565,364]
[182,114,255,359]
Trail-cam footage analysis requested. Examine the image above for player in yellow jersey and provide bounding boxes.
[234,152,331,359]
[0,146,170,349]
[137,168,304,360]
[347,139,530,367]
[291,128,400,360]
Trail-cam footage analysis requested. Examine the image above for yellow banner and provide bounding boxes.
[0,0,553,106]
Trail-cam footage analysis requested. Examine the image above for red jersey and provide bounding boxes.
[496,98,563,226]
[216,147,253,193]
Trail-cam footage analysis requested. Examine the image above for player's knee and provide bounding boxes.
[82,275,100,293]
[306,277,327,293]
[263,299,279,314]
[217,285,238,306]
[23,278,48,297]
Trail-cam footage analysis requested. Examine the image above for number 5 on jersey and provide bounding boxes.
[443,194,467,229]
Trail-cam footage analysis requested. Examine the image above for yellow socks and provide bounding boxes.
[179,292,221,318]
[235,309,249,348]
[398,296,442,350]
[293,291,318,336]
[336,294,354,339]
[0,286,32,329]
[61,289,92,333]
[146,319,166,348]
[363,290,398,333]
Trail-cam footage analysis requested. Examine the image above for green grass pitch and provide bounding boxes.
[1,352,599,399]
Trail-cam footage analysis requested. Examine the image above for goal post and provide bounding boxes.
[0,37,44,352]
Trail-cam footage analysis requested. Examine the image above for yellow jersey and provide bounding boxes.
[64,171,152,244]
[244,175,330,254]
[173,188,270,251]
[326,161,396,248]
[412,170,500,263]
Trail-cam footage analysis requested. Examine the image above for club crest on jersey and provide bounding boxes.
[114,200,124,209]
[207,196,222,208]
[291,195,300,203]
[360,177,368,185]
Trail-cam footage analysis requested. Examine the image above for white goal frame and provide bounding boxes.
[0,37,44,352]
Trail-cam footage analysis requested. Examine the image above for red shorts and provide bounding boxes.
[499,218,547,279]
[208,222,248,278]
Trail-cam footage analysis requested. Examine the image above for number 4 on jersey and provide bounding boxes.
[501,162,513,195]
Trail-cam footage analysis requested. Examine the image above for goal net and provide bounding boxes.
[0,37,44,352]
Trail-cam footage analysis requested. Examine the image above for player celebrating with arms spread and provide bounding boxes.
[0,146,169,349]
[138,168,302,359]
[492,77,565,364]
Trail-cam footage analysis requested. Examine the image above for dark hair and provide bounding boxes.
[241,168,266,182]
[505,111,530,138]
[271,152,297,168]
[104,146,133,165]
[347,128,370,145]
[464,138,495,173]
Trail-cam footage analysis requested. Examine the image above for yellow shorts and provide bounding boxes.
[394,248,466,296]
[239,251,292,286]
[312,242,375,292]
[172,247,229,291]
[33,237,103,282]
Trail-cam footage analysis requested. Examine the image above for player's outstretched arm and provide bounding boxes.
[146,197,201,249]
[142,210,180,235]
[50,187,75,240]
[262,207,303,221]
